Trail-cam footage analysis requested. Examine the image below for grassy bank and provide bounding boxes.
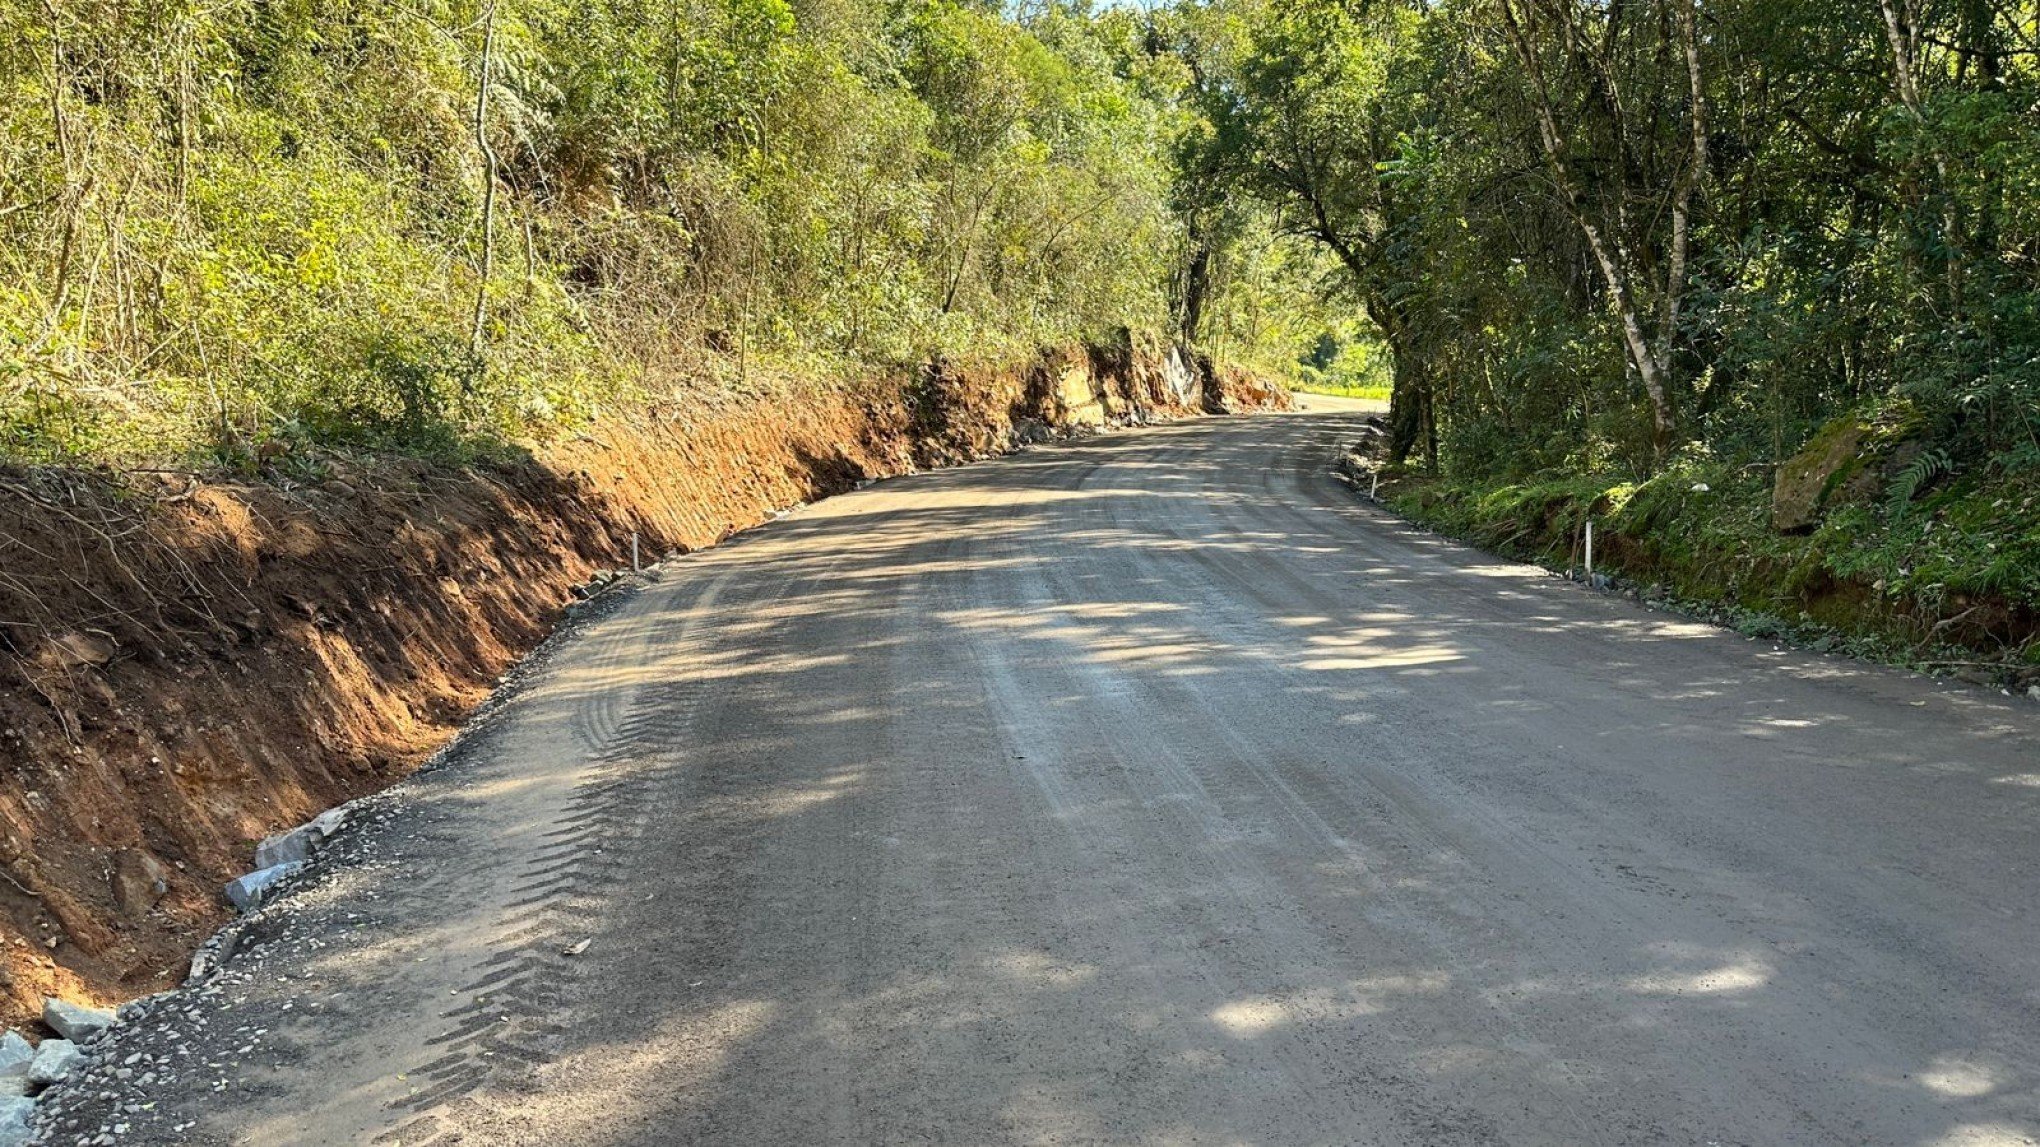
[1376,461,2040,687]
[1294,380,1392,402]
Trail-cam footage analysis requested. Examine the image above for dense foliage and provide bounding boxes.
[1187,0,2040,482]
[0,0,1333,463]
[1166,0,2039,656]
[4,0,2035,639]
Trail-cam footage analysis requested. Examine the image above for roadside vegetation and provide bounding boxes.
[1179,0,2040,676]
[3,0,2035,670]
[0,0,1334,468]
[1389,467,2039,677]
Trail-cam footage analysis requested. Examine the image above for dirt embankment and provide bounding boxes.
[0,340,1285,1027]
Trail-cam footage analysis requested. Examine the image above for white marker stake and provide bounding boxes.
[631,532,640,573]
[1585,520,1594,579]
[1370,471,1379,500]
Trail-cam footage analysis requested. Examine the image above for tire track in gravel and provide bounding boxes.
[379,528,891,1144]
[372,571,736,1143]
[426,510,897,1142]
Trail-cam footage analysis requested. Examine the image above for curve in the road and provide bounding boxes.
[47,402,2040,1147]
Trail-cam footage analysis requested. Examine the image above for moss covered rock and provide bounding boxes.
[1773,416,1874,532]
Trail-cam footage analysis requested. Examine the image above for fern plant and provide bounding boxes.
[1886,447,1953,520]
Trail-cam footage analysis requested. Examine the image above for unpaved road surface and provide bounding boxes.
[48,399,2040,1145]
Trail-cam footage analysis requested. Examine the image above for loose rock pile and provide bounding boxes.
[0,803,365,1143]
[0,998,118,1145]
[221,806,352,912]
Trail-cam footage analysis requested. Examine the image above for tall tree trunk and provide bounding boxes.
[469,0,500,357]
[1180,226,1212,348]
[1368,292,1433,466]
[1878,0,1965,315]
[1658,0,1708,375]
[1497,0,1683,461]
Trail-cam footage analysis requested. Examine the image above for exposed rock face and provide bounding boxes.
[1162,345,1203,407]
[1206,360,1295,414]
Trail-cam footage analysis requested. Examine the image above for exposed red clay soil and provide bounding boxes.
[0,341,1285,1030]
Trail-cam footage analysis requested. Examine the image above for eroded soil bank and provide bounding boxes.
[0,340,1285,1027]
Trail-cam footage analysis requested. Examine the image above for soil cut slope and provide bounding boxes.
[0,339,1283,1028]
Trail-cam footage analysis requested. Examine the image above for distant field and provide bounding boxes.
[1292,380,1392,402]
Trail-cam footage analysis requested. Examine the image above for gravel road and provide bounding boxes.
[45,398,2040,1145]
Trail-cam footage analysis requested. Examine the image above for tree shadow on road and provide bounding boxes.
[257,415,2040,1146]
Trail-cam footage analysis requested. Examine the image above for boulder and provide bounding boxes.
[254,807,348,870]
[40,999,113,1043]
[40,632,112,671]
[1772,405,1931,532]
[0,1095,32,1146]
[26,1039,80,1088]
[224,860,305,911]
[109,850,169,919]
[0,1033,30,1097]
[1773,417,1871,533]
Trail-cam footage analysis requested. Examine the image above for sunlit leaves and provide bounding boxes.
[0,0,1185,462]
